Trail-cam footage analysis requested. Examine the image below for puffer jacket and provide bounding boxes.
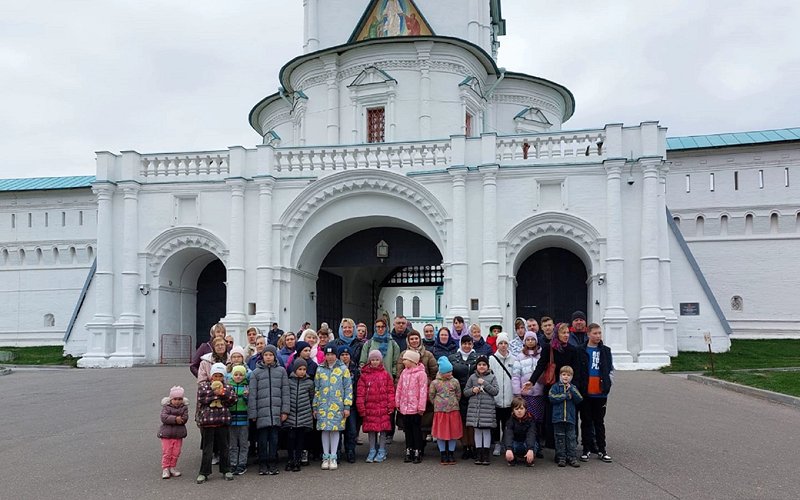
[548,382,583,424]
[197,351,228,384]
[428,374,461,413]
[463,371,499,428]
[356,364,395,432]
[285,373,314,429]
[472,336,493,357]
[158,397,189,439]
[513,350,545,396]
[314,359,353,431]
[504,414,537,450]
[248,359,290,429]
[196,381,237,427]
[488,351,515,408]
[396,345,438,381]
[395,362,428,416]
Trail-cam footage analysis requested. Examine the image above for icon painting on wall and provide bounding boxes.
[352,0,434,42]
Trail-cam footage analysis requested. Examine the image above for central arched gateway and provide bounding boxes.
[516,247,588,324]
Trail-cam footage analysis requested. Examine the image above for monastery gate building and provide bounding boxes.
[2,0,798,368]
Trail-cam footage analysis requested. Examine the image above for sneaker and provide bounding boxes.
[321,455,330,470]
[375,448,388,463]
[169,467,182,477]
[492,442,503,456]
[580,451,591,462]
[404,448,413,463]
[526,460,535,468]
[292,462,301,472]
[285,462,293,472]
[568,459,580,468]
[599,452,613,463]
[196,474,207,484]
[329,457,338,470]
[268,466,279,475]
[507,459,516,467]
[211,455,219,465]
[162,468,171,479]
[300,450,309,466]
[258,465,268,475]
[365,449,377,463]
[346,451,356,463]
[235,467,246,475]
[557,460,566,467]
[224,471,235,480]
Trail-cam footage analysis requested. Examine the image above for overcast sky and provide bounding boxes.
[2,0,798,178]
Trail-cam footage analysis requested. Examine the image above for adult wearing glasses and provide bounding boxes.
[190,322,228,377]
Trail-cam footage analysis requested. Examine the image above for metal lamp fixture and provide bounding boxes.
[376,240,389,262]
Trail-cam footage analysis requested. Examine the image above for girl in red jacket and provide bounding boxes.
[356,350,395,463]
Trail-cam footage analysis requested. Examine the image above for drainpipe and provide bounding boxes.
[482,67,506,133]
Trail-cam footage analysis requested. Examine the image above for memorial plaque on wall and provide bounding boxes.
[679,302,700,316]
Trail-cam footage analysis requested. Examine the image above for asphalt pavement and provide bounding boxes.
[0,367,797,499]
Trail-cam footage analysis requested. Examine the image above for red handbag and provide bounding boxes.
[539,346,556,386]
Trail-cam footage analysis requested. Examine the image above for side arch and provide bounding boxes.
[144,226,229,277]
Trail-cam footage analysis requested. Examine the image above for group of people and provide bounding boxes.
[158,312,614,484]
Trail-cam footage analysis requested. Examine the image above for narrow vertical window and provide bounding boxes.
[770,213,779,234]
[696,216,704,236]
[720,215,729,236]
[709,173,715,192]
[734,171,739,190]
[367,107,385,143]
[745,214,753,234]
[785,167,790,187]
[79,211,84,226]
[28,213,32,227]
[62,212,66,226]
[44,212,49,227]
[465,112,473,137]
[758,169,764,189]
[395,296,404,316]
[685,174,691,193]
[412,296,420,317]
[11,214,15,229]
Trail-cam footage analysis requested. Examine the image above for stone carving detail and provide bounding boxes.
[279,171,448,248]
[262,111,291,136]
[503,212,602,270]
[147,228,228,275]
[492,94,560,115]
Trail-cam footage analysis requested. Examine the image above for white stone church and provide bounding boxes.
[1,0,798,368]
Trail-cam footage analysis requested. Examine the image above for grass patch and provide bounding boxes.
[711,370,800,398]
[0,346,78,366]
[663,339,800,372]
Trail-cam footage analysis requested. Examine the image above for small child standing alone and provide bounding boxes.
[549,365,583,467]
[158,386,189,479]
[395,350,428,464]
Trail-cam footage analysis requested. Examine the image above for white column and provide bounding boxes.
[223,178,248,343]
[448,168,469,320]
[322,54,339,144]
[602,159,633,363]
[252,177,275,330]
[637,158,669,366]
[659,163,678,355]
[79,181,116,367]
[416,42,432,138]
[110,178,145,365]
[305,0,319,52]
[478,165,502,327]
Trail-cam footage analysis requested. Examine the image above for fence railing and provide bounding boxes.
[495,131,606,164]
[140,152,230,178]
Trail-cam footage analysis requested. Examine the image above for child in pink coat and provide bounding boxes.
[395,350,428,464]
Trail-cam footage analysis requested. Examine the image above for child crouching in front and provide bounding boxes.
[196,363,238,483]
[549,365,583,467]
[504,397,536,467]
[158,386,188,479]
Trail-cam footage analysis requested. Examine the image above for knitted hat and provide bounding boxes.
[523,331,538,341]
[210,363,227,377]
[368,349,383,361]
[402,350,420,364]
[231,365,247,377]
[437,356,453,374]
[496,332,510,344]
[169,386,184,399]
[291,358,307,373]
[229,345,246,359]
[571,310,587,321]
[337,345,352,357]
[475,355,489,367]
[295,341,311,354]
[262,344,278,358]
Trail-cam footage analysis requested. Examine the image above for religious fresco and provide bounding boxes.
[353,0,433,41]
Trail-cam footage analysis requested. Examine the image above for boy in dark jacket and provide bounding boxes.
[504,397,536,467]
[548,365,583,468]
[285,358,314,472]
[578,323,614,463]
[196,363,238,483]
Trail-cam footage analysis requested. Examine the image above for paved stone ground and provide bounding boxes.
[1,367,798,499]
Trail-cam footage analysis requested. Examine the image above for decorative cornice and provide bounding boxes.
[145,226,229,276]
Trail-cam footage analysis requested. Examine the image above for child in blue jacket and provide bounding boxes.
[548,365,583,468]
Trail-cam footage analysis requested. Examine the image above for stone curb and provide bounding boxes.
[687,373,800,409]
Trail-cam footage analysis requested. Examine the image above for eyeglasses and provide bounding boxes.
[376,325,386,329]
[226,341,234,345]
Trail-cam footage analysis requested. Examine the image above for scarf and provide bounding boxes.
[337,325,355,347]
[371,329,390,356]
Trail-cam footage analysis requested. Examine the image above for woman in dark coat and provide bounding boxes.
[527,323,582,451]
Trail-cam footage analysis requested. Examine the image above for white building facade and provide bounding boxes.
[5,0,796,368]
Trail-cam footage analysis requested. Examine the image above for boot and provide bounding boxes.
[440,451,447,465]
[413,449,422,464]
[446,451,456,465]
[474,447,482,465]
[461,445,471,460]
[482,447,491,465]
[404,448,413,463]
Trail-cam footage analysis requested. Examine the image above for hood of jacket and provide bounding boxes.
[161,397,189,407]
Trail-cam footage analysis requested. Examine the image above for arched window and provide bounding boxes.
[770,213,779,234]
[720,215,729,236]
[44,314,55,327]
[395,296,404,316]
[696,216,705,236]
[412,296,420,317]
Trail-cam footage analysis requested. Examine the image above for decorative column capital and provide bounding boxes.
[448,167,468,186]
[254,176,276,194]
[118,181,141,199]
[92,182,116,200]
[603,159,626,177]
[226,178,247,195]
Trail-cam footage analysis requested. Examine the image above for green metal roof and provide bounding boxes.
[0,175,95,192]
[667,128,800,151]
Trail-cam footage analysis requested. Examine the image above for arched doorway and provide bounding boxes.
[316,227,443,329]
[156,248,226,349]
[516,247,587,324]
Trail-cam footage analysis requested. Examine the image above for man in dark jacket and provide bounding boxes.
[267,323,284,347]
[577,323,614,463]
[391,315,411,351]
[568,311,589,347]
